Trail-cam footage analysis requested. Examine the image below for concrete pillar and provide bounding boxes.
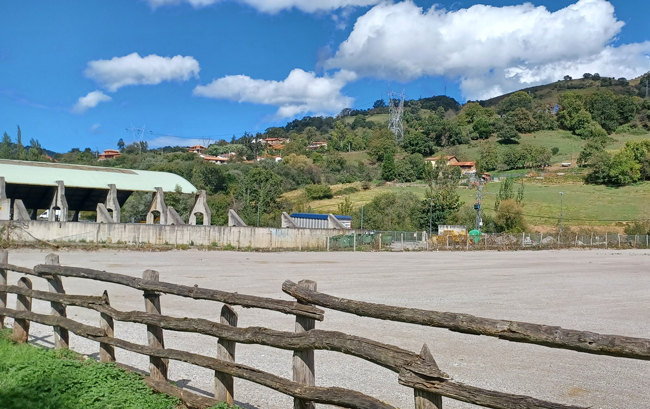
[0,177,8,221]
[49,180,68,222]
[0,177,6,199]
[146,187,168,225]
[105,184,120,223]
[96,203,115,223]
[327,214,346,230]
[189,190,211,226]
[167,207,185,225]
[281,212,299,228]
[227,209,247,227]
[12,199,30,221]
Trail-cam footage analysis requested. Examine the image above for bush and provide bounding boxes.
[334,186,360,196]
[495,199,527,233]
[305,184,333,200]
[551,147,560,155]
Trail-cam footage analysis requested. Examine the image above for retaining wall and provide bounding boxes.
[0,221,358,250]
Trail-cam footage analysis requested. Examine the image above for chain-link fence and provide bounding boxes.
[326,231,650,252]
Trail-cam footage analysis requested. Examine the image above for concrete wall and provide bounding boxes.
[0,220,361,250]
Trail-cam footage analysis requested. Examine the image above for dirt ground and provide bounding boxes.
[2,248,649,409]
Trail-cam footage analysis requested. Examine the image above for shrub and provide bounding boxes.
[361,180,372,190]
[305,184,333,200]
[551,147,560,155]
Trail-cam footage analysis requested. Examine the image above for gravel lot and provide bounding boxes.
[2,248,649,409]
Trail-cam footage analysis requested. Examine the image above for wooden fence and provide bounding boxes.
[0,250,648,409]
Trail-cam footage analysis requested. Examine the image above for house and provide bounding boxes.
[264,138,288,149]
[202,155,229,165]
[307,141,328,151]
[256,155,282,163]
[98,149,121,160]
[424,155,459,167]
[449,161,477,175]
[188,145,207,154]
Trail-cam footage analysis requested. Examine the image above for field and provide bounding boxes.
[286,180,650,228]
[5,249,650,409]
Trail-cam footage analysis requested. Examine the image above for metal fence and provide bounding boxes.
[326,231,650,252]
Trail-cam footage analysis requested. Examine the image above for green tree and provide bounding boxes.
[381,152,396,181]
[368,128,396,162]
[337,196,354,215]
[402,131,435,156]
[557,92,585,131]
[330,121,349,151]
[495,199,527,233]
[282,135,308,155]
[497,91,533,114]
[494,177,515,212]
[478,142,499,172]
[238,167,284,223]
[361,192,421,231]
[496,124,520,143]
[16,125,25,160]
[191,161,230,195]
[509,107,538,133]
[472,116,492,139]
[585,91,619,133]
[117,138,126,151]
[0,132,12,159]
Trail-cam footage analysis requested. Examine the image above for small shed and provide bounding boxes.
[289,213,352,229]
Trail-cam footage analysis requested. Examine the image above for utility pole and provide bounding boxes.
[475,182,483,232]
[646,79,648,99]
[559,192,564,238]
[360,206,364,230]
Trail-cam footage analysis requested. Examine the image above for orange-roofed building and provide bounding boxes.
[188,145,207,154]
[448,161,476,175]
[424,155,458,167]
[98,149,121,161]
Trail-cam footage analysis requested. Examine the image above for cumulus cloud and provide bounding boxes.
[71,91,112,114]
[193,69,357,118]
[84,53,200,92]
[327,0,650,100]
[144,0,381,14]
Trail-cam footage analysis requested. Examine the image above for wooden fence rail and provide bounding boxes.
[282,280,650,361]
[1,250,641,409]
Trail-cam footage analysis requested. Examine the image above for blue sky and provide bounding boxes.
[1,0,649,152]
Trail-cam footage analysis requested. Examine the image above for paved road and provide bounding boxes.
[3,249,649,409]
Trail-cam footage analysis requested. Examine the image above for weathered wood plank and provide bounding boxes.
[0,283,446,379]
[99,291,116,362]
[0,307,397,409]
[45,253,69,349]
[12,277,32,343]
[143,269,168,381]
[414,345,442,409]
[0,250,7,329]
[282,280,650,361]
[399,369,585,409]
[293,280,317,409]
[215,304,238,405]
[32,264,324,320]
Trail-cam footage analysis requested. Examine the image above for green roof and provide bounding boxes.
[0,159,196,194]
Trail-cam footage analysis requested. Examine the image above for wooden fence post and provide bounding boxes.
[215,304,238,405]
[12,277,32,343]
[293,280,317,409]
[99,290,116,362]
[143,269,168,381]
[414,344,442,409]
[45,254,69,349]
[0,250,7,329]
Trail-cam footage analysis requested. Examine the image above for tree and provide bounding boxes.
[402,131,435,156]
[508,107,538,133]
[117,138,126,151]
[361,192,421,231]
[472,116,492,139]
[564,75,573,81]
[585,91,618,133]
[368,128,396,162]
[478,143,499,172]
[28,139,44,161]
[557,92,585,131]
[495,199,527,233]
[494,177,515,212]
[16,125,25,160]
[0,132,12,159]
[337,196,354,216]
[381,152,396,181]
[330,121,349,151]
[191,161,230,195]
[583,73,593,79]
[496,124,520,143]
[238,167,284,223]
[373,99,387,109]
[497,91,533,114]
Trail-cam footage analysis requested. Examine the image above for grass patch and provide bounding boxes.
[0,329,180,409]
[0,329,238,409]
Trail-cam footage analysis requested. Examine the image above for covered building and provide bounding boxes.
[0,159,210,224]
[98,149,121,160]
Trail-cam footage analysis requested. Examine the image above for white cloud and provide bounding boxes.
[84,53,200,92]
[71,91,112,114]
[327,0,650,100]
[193,69,357,118]
[90,123,102,134]
[144,0,381,14]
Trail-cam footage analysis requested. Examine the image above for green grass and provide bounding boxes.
[300,180,650,227]
[0,330,239,409]
[0,329,181,409]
